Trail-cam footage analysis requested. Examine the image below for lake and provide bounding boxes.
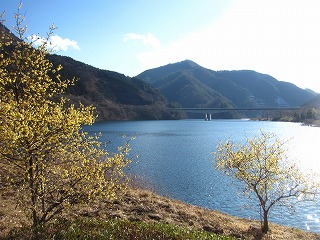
[84,119,320,233]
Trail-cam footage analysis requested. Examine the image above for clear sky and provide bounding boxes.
[1,0,320,93]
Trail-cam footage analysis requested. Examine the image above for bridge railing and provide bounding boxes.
[168,107,300,113]
[168,107,301,120]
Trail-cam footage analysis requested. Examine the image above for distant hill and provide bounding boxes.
[0,22,20,42]
[47,55,181,120]
[1,22,183,120]
[3,21,316,120]
[302,94,320,109]
[137,60,316,111]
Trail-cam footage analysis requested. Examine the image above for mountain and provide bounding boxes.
[2,21,316,120]
[0,22,20,42]
[137,60,316,110]
[47,55,181,120]
[1,23,182,121]
[302,94,320,109]
[138,60,234,109]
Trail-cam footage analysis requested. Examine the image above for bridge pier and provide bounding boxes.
[169,107,300,120]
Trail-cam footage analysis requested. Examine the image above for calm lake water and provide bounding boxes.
[84,119,320,233]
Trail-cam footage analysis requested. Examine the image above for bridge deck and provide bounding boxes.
[169,107,300,112]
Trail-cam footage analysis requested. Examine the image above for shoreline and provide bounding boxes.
[2,187,319,240]
[67,187,320,239]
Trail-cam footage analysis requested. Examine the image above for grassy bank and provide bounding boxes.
[4,217,233,240]
[1,187,319,239]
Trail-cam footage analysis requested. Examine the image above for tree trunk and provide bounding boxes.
[261,209,269,234]
[28,158,39,228]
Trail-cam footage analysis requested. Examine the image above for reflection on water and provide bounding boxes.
[306,214,320,231]
[84,119,320,233]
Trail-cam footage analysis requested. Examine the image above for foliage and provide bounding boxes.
[137,60,316,112]
[294,108,320,124]
[5,217,235,240]
[273,108,320,126]
[0,7,130,228]
[44,53,183,120]
[213,131,317,234]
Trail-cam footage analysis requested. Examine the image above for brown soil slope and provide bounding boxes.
[1,187,319,240]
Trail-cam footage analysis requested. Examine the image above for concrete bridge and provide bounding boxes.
[169,107,300,121]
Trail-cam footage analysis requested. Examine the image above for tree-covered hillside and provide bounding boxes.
[302,94,320,109]
[47,55,182,120]
[137,60,316,110]
[0,22,183,121]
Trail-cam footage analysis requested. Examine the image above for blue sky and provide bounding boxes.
[1,0,320,93]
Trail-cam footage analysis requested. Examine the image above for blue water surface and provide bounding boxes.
[84,119,320,232]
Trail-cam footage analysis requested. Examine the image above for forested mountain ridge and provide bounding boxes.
[137,60,316,109]
[302,94,320,109]
[47,55,181,120]
[0,22,182,120]
[2,21,316,120]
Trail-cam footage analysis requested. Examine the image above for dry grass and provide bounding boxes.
[0,191,29,237]
[1,187,320,240]
[74,187,320,240]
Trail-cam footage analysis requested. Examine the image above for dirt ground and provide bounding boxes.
[1,187,320,240]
